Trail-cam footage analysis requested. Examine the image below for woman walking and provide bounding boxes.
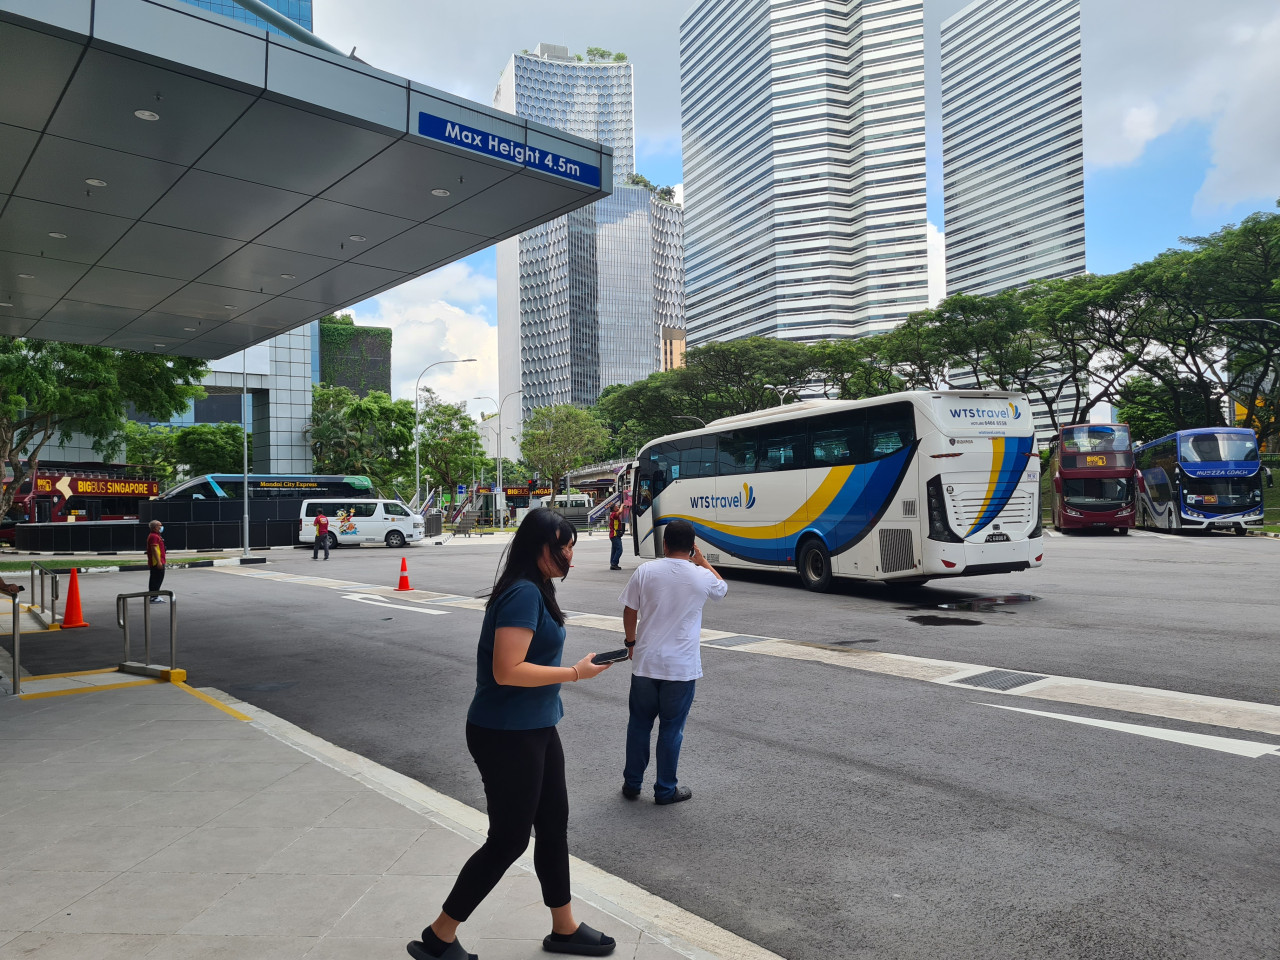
[408,508,617,960]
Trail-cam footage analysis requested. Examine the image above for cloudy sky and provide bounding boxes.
[311,0,1280,409]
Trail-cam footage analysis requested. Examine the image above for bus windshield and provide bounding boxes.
[1062,477,1131,509]
[1179,433,1259,463]
[1061,424,1129,453]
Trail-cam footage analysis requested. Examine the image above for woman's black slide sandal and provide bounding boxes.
[406,938,477,960]
[542,923,617,956]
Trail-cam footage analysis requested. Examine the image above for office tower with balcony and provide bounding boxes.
[941,0,1084,297]
[496,44,685,433]
[679,0,928,346]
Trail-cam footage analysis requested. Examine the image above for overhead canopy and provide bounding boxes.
[0,0,612,359]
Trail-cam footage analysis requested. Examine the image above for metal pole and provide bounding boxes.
[242,349,250,557]
[11,592,20,696]
[226,0,348,57]
[169,597,177,670]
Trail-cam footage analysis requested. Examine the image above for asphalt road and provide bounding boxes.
[15,530,1280,959]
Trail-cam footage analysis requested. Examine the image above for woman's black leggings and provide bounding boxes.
[442,723,570,921]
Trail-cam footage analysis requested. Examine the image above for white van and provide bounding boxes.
[298,499,424,549]
[546,494,593,510]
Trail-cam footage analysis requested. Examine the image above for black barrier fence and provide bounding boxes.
[14,498,313,553]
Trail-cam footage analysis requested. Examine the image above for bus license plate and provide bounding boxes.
[1213,521,1234,528]
[985,533,1010,542]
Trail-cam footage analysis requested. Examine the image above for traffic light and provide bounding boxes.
[527,478,536,493]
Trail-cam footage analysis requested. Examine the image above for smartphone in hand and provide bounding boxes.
[591,649,631,665]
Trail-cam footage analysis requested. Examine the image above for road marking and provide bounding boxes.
[981,702,1280,758]
[341,593,448,615]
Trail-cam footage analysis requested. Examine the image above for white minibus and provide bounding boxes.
[298,499,424,550]
[631,391,1043,590]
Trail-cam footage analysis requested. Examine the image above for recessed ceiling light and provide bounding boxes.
[17,273,34,279]
[183,327,196,332]
[431,188,451,197]
[153,343,165,347]
[348,235,367,242]
[84,178,107,187]
[47,232,67,239]
[280,273,295,279]
[134,109,160,121]
[223,304,237,310]
[0,303,12,308]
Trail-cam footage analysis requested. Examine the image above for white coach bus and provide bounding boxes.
[630,391,1043,590]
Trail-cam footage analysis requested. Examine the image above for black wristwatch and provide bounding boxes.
[624,640,635,647]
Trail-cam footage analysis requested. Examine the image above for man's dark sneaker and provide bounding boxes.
[609,565,622,570]
[655,786,692,805]
[621,785,640,800]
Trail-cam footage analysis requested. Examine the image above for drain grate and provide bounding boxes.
[703,635,764,648]
[953,669,1046,691]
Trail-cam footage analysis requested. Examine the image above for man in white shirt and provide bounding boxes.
[618,519,728,804]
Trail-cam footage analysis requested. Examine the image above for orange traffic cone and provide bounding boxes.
[394,557,412,592]
[60,567,90,629]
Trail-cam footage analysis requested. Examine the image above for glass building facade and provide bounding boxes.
[679,0,928,347]
[942,0,1084,297]
[177,0,312,34]
[495,45,685,429]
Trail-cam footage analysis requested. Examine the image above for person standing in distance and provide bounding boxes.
[313,510,330,560]
[618,519,727,805]
[607,503,625,571]
[407,508,617,960]
[146,519,167,604]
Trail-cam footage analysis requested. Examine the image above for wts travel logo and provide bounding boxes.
[689,483,756,511]
[950,402,1021,422]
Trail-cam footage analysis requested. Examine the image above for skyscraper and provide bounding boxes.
[679,0,928,346]
[496,45,685,430]
[941,0,1084,297]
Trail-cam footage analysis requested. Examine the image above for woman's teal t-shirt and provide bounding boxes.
[467,578,566,730]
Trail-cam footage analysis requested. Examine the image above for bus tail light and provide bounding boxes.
[1029,492,1042,537]
[926,476,963,543]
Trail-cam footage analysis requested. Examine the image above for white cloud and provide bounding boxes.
[345,265,498,410]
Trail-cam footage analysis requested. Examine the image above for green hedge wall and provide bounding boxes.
[318,316,392,397]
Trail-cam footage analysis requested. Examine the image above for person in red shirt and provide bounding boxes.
[313,511,330,560]
[146,519,167,603]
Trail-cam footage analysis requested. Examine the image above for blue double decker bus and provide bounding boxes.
[1134,428,1265,535]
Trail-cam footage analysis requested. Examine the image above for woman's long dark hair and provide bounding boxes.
[486,507,578,625]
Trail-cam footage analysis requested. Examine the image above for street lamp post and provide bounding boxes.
[474,389,522,528]
[673,415,705,428]
[414,358,477,510]
[762,383,791,406]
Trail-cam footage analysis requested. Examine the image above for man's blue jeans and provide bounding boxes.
[609,536,623,567]
[624,675,697,801]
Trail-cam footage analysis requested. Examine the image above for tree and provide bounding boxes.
[172,423,249,476]
[1115,375,1218,443]
[306,384,418,492]
[417,395,488,501]
[585,46,613,62]
[520,405,608,493]
[625,172,678,204]
[306,384,363,473]
[0,340,205,521]
[124,422,178,486]
[808,338,902,400]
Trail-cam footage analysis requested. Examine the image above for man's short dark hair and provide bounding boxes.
[663,519,696,555]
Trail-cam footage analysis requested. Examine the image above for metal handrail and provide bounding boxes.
[28,562,59,626]
[116,592,177,673]
[5,583,23,695]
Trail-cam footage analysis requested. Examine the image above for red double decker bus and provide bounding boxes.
[1048,423,1137,534]
[1,466,160,542]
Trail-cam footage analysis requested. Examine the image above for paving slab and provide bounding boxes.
[0,681,780,960]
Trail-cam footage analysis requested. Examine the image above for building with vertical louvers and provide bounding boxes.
[679,0,928,347]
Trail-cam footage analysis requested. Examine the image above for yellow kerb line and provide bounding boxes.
[18,678,161,700]
[174,682,253,721]
[29,667,121,680]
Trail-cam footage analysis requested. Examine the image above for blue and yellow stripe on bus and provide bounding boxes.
[651,444,916,565]
[964,435,1036,537]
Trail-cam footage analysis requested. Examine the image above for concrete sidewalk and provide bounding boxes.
[0,681,775,960]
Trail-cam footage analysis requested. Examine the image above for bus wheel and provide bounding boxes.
[385,530,406,549]
[1115,527,1129,536]
[1234,526,1249,536]
[797,539,833,592]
